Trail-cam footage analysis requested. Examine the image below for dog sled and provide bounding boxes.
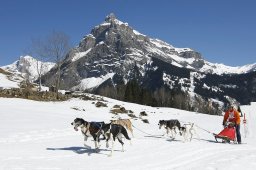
[213,122,236,143]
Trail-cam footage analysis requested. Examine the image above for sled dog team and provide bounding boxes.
[71,118,197,156]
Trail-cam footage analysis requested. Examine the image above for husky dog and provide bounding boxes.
[71,118,105,152]
[101,123,131,156]
[110,119,134,137]
[179,123,198,142]
[158,119,181,139]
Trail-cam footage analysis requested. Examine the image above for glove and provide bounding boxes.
[229,122,236,127]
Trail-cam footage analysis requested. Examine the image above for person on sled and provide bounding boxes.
[223,105,241,144]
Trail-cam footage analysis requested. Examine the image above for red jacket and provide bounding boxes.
[223,108,240,125]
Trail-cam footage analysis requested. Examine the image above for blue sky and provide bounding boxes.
[0,0,255,66]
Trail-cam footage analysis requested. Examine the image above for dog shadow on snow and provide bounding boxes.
[46,146,110,156]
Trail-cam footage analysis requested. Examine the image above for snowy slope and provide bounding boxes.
[0,96,255,170]
[71,73,115,91]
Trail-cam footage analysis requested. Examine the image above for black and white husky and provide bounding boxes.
[158,119,181,139]
[71,118,105,152]
[101,123,131,156]
[179,123,198,142]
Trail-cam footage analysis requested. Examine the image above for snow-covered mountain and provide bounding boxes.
[1,55,55,82]
[40,13,256,113]
[67,13,256,76]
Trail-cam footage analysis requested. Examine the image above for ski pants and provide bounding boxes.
[235,124,241,143]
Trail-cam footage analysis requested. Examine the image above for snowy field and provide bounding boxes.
[0,96,256,170]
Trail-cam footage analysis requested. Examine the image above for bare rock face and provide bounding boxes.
[50,14,190,90]
[79,34,96,51]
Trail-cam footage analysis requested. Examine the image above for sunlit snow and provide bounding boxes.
[0,96,255,170]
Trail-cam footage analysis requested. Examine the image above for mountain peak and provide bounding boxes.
[105,13,116,22]
[103,13,128,26]
[20,55,34,60]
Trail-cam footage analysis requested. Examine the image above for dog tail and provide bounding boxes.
[121,126,131,140]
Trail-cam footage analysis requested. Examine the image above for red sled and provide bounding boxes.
[214,125,237,143]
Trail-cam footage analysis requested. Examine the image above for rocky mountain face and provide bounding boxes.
[41,13,256,114]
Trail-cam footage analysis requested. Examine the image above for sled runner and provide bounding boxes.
[214,123,237,143]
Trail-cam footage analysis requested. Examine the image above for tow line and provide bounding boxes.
[132,124,164,137]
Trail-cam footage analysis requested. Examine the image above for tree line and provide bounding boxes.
[95,79,221,115]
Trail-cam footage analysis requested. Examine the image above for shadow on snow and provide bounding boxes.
[46,146,127,156]
[46,146,109,156]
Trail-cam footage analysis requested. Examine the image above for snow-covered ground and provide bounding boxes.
[0,96,255,170]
